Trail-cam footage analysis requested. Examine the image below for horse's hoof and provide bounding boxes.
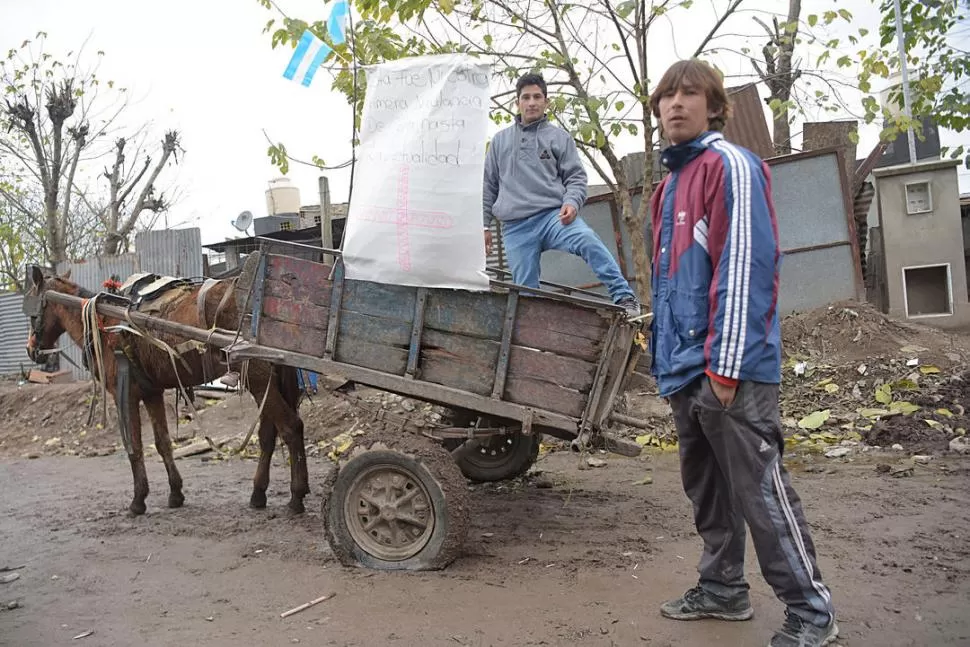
[168,493,185,508]
[287,499,306,515]
[128,501,147,516]
[250,491,267,509]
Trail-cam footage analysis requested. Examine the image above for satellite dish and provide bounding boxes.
[232,210,254,235]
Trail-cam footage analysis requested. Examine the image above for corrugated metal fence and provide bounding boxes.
[0,292,30,376]
[0,228,203,378]
[56,254,139,380]
[135,228,204,279]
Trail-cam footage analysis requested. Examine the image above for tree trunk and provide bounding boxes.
[773,98,792,155]
[102,232,123,256]
[45,193,65,266]
[619,188,651,306]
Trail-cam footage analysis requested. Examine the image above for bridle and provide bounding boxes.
[23,285,48,364]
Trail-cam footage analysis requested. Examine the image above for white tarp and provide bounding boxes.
[342,54,491,291]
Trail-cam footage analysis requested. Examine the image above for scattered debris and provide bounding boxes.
[824,447,852,459]
[72,631,94,640]
[27,369,73,385]
[949,437,970,455]
[891,443,905,451]
[586,457,607,468]
[0,573,20,584]
[173,434,242,459]
[280,593,335,619]
[891,465,915,478]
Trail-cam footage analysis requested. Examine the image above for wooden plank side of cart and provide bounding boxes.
[233,252,636,437]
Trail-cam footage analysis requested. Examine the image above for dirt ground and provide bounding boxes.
[2,300,970,646]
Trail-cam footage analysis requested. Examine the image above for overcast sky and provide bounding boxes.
[2,0,967,249]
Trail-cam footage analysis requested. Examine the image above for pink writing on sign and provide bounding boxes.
[353,166,453,271]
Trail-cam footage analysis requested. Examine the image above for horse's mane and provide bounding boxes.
[47,276,96,299]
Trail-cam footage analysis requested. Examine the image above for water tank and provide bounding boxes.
[265,177,301,216]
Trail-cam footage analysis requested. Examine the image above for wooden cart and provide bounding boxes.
[223,250,646,570]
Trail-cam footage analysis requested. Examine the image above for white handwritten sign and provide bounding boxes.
[342,54,491,291]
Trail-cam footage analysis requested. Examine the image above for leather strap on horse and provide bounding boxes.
[196,277,238,383]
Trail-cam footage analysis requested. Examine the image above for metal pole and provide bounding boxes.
[892,0,918,165]
[318,176,334,266]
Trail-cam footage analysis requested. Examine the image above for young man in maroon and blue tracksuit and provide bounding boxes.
[648,59,838,647]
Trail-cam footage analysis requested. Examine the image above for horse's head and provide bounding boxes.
[23,265,78,364]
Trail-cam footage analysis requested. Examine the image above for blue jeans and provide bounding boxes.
[501,208,635,303]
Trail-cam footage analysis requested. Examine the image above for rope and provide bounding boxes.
[80,296,110,426]
[205,363,274,457]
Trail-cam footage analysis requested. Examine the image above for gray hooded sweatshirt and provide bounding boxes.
[482,116,587,227]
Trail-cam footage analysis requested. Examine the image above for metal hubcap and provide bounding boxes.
[345,465,435,561]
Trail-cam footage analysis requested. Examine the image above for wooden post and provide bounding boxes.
[319,176,334,266]
[225,245,241,271]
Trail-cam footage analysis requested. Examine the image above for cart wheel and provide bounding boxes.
[322,437,469,571]
[444,432,542,483]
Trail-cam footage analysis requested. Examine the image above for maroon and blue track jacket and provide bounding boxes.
[648,131,782,397]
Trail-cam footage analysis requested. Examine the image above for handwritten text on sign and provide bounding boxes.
[342,54,491,291]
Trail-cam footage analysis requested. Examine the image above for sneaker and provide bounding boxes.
[768,610,839,647]
[660,586,754,621]
[617,296,641,318]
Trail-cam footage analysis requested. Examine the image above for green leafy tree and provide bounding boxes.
[261,0,753,306]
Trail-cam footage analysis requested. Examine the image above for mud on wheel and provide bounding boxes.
[322,435,469,571]
[441,409,541,483]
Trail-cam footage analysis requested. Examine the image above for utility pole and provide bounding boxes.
[318,176,334,266]
[892,0,918,165]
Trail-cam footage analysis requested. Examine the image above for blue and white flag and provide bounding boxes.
[282,0,350,87]
[327,0,350,45]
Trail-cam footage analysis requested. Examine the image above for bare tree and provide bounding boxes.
[752,0,802,154]
[0,34,183,266]
[0,36,129,266]
[82,130,182,254]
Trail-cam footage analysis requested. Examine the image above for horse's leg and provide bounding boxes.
[123,391,150,516]
[264,392,308,514]
[250,415,277,509]
[281,367,309,508]
[278,406,309,514]
[248,366,308,513]
[143,392,184,508]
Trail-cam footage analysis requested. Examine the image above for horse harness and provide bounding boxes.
[27,273,237,456]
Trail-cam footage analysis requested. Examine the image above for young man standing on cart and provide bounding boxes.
[647,59,839,647]
[482,73,641,317]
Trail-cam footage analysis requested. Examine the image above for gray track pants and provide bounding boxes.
[668,376,835,627]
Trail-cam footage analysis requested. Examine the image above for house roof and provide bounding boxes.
[203,225,323,253]
[724,84,775,160]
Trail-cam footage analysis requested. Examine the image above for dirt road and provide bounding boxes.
[2,444,969,647]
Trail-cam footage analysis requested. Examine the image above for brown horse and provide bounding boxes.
[24,266,310,516]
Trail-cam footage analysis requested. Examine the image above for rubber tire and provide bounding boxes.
[444,432,542,483]
[322,437,468,571]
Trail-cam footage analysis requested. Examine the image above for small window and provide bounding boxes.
[280,221,293,231]
[905,181,932,215]
[314,215,322,225]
